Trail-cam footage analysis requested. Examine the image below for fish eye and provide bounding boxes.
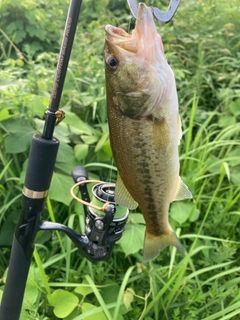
[106,56,118,70]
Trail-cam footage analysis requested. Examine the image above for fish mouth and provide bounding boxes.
[105,26,131,40]
[105,3,159,58]
[105,25,138,53]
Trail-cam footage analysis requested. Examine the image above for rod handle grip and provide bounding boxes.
[0,236,32,320]
[24,134,59,193]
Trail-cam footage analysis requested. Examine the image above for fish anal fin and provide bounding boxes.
[115,174,138,210]
[143,230,185,262]
[173,177,192,201]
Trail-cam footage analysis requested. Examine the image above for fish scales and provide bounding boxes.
[104,3,192,261]
[107,105,178,236]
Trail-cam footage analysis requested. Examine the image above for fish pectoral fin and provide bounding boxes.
[143,230,185,262]
[115,174,138,209]
[177,113,182,145]
[173,177,193,201]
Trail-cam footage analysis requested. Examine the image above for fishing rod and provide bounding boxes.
[0,1,83,318]
[0,1,181,319]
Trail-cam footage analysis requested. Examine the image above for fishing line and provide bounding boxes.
[108,157,116,183]
[70,179,111,212]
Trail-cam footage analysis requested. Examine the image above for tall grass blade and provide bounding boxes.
[85,274,113,320]
[33,248,51,295]
[201,301,240,320]
[112,265,135,320]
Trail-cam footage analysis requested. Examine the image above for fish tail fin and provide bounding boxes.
[143,230,185,262]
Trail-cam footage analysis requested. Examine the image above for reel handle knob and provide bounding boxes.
[71,166,88,182]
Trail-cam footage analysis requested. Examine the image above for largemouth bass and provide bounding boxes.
[104,3,192,261]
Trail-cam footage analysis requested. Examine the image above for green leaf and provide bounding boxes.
[49,172,74,206]
[81,302,106,320]
[0,78,24,89]
[74,280,94,296]
[4,119,35,153]
[94,132,109,152]
[170,202,199,224]
[47,289,79,319]
[22,282,39,310]
[102,139,112,157]
[80,95,95,106]
[55,157,81,175]
[218,116,235,128]
[229,100,240,115]
[118,221,145,256]
[19,266,41,319]
[74,144,89,161]
[0,211,18,246]
[189,206,200,222]
[20,309,33,320]
[56,142,74,163]
[62,111,92,135]
[81,134,98,145]
[100,280,120,304]
[129,213,145,224]
[37,79,47,91]
[123,288,134,310]
[0,108,15,122]
[31,95,47,118]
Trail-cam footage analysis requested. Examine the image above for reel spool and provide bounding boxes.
[87,182,129,245]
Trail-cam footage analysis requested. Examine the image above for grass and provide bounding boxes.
[0,0,240,319]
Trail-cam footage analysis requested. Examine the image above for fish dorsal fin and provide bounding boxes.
[115,174,138,209]
[173,177,192,201]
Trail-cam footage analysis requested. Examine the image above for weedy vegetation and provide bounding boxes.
[0,0,240,319]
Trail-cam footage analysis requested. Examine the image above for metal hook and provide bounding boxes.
[127,0,181,23]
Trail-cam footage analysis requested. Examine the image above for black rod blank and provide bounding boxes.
[42,0,83,139]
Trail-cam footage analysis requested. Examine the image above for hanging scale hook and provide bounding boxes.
[127,0,181,23]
